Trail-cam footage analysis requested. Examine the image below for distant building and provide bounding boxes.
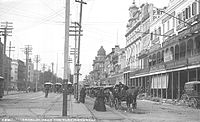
[90,46,106,85]
[10,60,18,90]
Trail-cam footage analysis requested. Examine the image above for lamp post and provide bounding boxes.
[75,63,81,102]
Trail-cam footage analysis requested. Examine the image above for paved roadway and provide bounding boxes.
[85,96,200,122]
[0,91,63,122]
[0,92,200,122]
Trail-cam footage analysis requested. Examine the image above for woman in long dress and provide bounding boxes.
[93,88,106,111]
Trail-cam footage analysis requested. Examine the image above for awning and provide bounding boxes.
[151,74,168,89]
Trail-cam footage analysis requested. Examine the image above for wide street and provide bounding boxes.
[0,92,199,122]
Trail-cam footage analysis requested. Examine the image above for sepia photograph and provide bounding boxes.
[0,0,200,122]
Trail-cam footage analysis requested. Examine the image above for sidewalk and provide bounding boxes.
[45,95,95,121]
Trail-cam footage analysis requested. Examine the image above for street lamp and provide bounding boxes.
[75,63,81,102]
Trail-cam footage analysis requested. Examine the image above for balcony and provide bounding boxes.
[150,63,165,73]
[165,59,188,70]
[138,49,149,59]
[188,52,200,65]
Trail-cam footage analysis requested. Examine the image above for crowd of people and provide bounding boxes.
[79,82,140,112]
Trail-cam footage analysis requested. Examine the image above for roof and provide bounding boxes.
[185,81,200,85]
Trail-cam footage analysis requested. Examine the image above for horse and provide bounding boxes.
[126,87,139,111]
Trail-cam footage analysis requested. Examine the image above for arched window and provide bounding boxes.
[165,48,169,62]
[180,42,186,59]
[153,54,156,65]
[175,45,179,60]
[187,39,193,57]
[194,35,200,54]
[170,46,174,60]
[157,52,161,63]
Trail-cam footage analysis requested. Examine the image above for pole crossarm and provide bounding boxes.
[75,0,87,4]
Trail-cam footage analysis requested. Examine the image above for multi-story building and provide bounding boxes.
[125,0,141,85]
[105,45,123,85]
[90,46,106,85]
[10,60,18,90]
[128,0,200,100]
[17,60,26,91]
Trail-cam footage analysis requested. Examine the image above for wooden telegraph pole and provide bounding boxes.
[63,0,70,116]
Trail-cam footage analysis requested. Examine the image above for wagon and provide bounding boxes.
[112,84,129,110]
[181,81,200,108]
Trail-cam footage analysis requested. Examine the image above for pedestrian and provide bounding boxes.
[79,86,86,103]
[93,88,106,112]
[44,85,50,98]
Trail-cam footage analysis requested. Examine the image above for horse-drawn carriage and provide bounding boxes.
[102,84,140,110]
[181,81,200,108]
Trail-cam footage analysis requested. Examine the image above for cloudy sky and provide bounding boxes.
[0,0,169,80]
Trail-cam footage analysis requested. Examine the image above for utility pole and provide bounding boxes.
[42,64,46,83]
[7,41,15,94]
[70,22,82,101]
[0,22,13,94]
[34,55,40,92]
[75,0,87,102]
[51,62,54,83]
[63,0,70,116]
[22,45,32,91]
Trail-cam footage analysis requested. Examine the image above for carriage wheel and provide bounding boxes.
[189,98,198,108]
[114,98,119,110]
[109,97,113,107]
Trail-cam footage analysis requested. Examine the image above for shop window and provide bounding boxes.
[175,45,179,60]
[187,39,193,57]
[180,42,186,59]
[194,35,200,54]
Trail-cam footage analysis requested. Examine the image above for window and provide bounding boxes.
[188,6,191,18]
[187,39,193,57]
[158,27,161,35]
[170,46,174,60]
[194,35,200,54]
[149,55,152,66]
[153,54,156,65]
[157,52,161,63]
[183,10,186,21]
[167,21,170,31]
[180,42,186,59]
[192,2,197,16]
[175,45,179,60]
[186,8,189,19]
